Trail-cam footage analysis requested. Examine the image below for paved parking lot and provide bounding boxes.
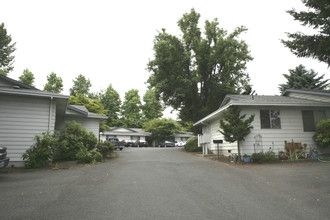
[1,148,330,220]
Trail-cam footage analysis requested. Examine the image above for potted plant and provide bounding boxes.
[243,154,251,163]
[311,146,318,158]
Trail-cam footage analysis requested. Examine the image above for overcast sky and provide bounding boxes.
[1,0,329,118]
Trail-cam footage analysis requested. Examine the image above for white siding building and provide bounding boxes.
[194,90,330,156]
[100,127,151,142]
[56,105,107,138]
[0,75,107,166]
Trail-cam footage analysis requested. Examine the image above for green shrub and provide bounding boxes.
[96,141,114,159]
[313,119,330,148]
[76,149,102,164]
[252,151,277,163]
[22,132,58,168]
[262,151,276,162]
[184,136,201,152]
[22,121,100,168]
[251,152,263,163]
[57,121,97,160]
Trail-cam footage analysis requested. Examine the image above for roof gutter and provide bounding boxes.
[193,103,232,127]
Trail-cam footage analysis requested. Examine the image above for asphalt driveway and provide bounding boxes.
[1,148,329,220]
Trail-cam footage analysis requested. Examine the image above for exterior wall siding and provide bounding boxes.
[205,106,330,156]
[60,116,100,138]
[0,95,56,162]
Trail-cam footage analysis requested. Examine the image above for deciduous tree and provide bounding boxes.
[19,68,35,87]
[143,118,182,145]
[141,88,163,122]
[281,0,330,65]
[0,23,16,76]
[43,72,63,93]
[147,9,253,123]
[69,94,107,116]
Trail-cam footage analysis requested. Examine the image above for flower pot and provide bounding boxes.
[311,152,318,158]
[243,156,251,163]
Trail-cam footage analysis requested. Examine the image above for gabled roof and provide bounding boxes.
[0,74,38,90]
[67,105,108,120]
[0,76,69,115]
[194,93,330,126]
[103,127,151,136]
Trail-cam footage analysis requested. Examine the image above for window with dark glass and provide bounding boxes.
[302,110,326,132]
[302,111,315,132]
[260,110,281,129]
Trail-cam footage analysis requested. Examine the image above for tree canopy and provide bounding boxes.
[43,72,63,93]
[279,64,329,93]
[70,74,92,96]
[281,0,330,65]
[19,68,35,87]
[100,84,122,127]
[143,118,182,143]
[141,88,163,122]
[0,23,16,76]
[121,89,142,128]
[69,94,107,116]
[147,9,253,123]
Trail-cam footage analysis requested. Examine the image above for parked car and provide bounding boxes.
[108,138,124,150]
[134,140,148,147]
[159,141,175,147]
[122,139,134,147]
[0,146,10,169]
[175,141,186,147]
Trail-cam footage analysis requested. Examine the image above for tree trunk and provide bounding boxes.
[237,141,241,162]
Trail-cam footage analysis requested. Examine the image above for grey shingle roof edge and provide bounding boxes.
[0,87,70,99]
[67,105,108,119]
[0,74,38,90]
[282,89,330,97]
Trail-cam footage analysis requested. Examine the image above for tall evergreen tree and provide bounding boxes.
[147,9,253,123]
[0,23,16,76]
[43,72,63,93]
[69,74,92,96]
[19,68,35,87]
[281,0,330,65]
[219,106,255,161]
[100,84,122,127]
[279,64,329,93]
[121,89,142,128]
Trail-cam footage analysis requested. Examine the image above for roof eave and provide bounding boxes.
[282,89,330,97]
[193,103,232,126]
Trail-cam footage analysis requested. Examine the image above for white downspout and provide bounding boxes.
[48,97,53,131]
